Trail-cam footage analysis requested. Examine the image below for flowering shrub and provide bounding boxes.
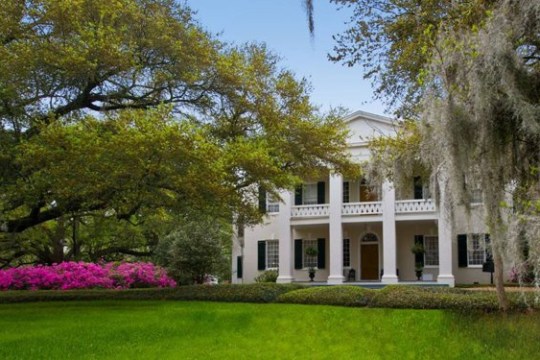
[0,262,176,290]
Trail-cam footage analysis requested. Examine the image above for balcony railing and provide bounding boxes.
[291,199,435,219]
[342,202,383,215]
[395,199,435,213]
[291,204,330,218]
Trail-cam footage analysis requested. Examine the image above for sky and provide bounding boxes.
[184,0,388,117]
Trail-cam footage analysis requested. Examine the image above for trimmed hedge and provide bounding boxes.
[369,286,537,312]
[163,283,303,303]
[0,284,303,304]
[0,284,537,313]
[278,285,539,312]
[277,286,374,307]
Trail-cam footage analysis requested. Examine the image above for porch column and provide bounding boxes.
[277,190,294,283]
[437,175,455,287]
[381,180,399,283]
[328,173,344,284]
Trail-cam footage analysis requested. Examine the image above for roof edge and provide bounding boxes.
[343,110,394,125]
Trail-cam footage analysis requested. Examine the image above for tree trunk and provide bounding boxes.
[493,250,508,311]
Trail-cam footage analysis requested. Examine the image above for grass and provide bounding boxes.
[1,301,539,359]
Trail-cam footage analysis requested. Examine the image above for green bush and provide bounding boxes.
[277,286,374,307]
[369,286,536,312]
[0,284,303,304]
[165,283,303,303]
[254,270,279,283]
[0,288,178,303]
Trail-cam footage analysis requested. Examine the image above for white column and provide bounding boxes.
[276,190,294,283]
[437,175,455,287]
[381,180,399,284]
[327,173,344,284]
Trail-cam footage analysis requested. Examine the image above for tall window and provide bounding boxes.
[468,234,489,266]
[343,238,350,267]
[470,189,483,204]
[303,239,318,268]
[424,236,439,266]
[343,182,350,203]
[303,183,318,205]
[360,179,378,202]
[266,194,279,213]
[266,240,279,269]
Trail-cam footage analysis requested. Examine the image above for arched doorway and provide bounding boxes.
[360,232,379,280]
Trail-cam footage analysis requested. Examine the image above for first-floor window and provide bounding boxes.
[266,240,279,269]
[458,233,491,268]
[423,236,439,266]
[468,234,489,266]
[343,238,350,267]
[258,239,280,270]
[303,239,318,268]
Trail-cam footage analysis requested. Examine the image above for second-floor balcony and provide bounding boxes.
[290,199,435,220]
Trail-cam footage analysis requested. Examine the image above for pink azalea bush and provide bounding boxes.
[0,261,176,290]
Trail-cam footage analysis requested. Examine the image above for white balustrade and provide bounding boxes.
[341,202,383,215]
[291,204,330,217]
[292,200,435,218]
[395,199,435,213]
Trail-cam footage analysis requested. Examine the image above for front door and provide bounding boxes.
[361,244,379,280]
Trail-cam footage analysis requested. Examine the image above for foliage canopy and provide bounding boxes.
[0,0,358,266]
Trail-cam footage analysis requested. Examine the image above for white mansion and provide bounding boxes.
[232,111,494,286]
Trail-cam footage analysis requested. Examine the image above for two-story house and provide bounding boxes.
[232,111,494,286]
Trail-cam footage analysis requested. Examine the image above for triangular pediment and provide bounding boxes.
[343,110,396,145]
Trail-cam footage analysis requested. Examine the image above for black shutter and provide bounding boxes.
[317,238,326,269]
[258,186,266,213]
[237,256,243,278]
[317,181,325,204]
[458,234,468,267]
[294,239,303,269]
[295,185,303,205]
[343,181,349,203]
[257,241,266,270]
[414,235,424,266]
[414,176,423,200]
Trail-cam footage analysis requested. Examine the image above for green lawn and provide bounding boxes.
[0,301,538,359]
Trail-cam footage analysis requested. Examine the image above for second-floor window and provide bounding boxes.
[303,183,318,205]
[360,179,378,202]
[413,176,431,200]
[295,182,325,205]
[343,182,350,203]
[266,194,280,213]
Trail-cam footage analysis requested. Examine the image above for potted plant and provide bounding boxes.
[411,243,425,281]
[415,262,424,281]
[305,246,318,282]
